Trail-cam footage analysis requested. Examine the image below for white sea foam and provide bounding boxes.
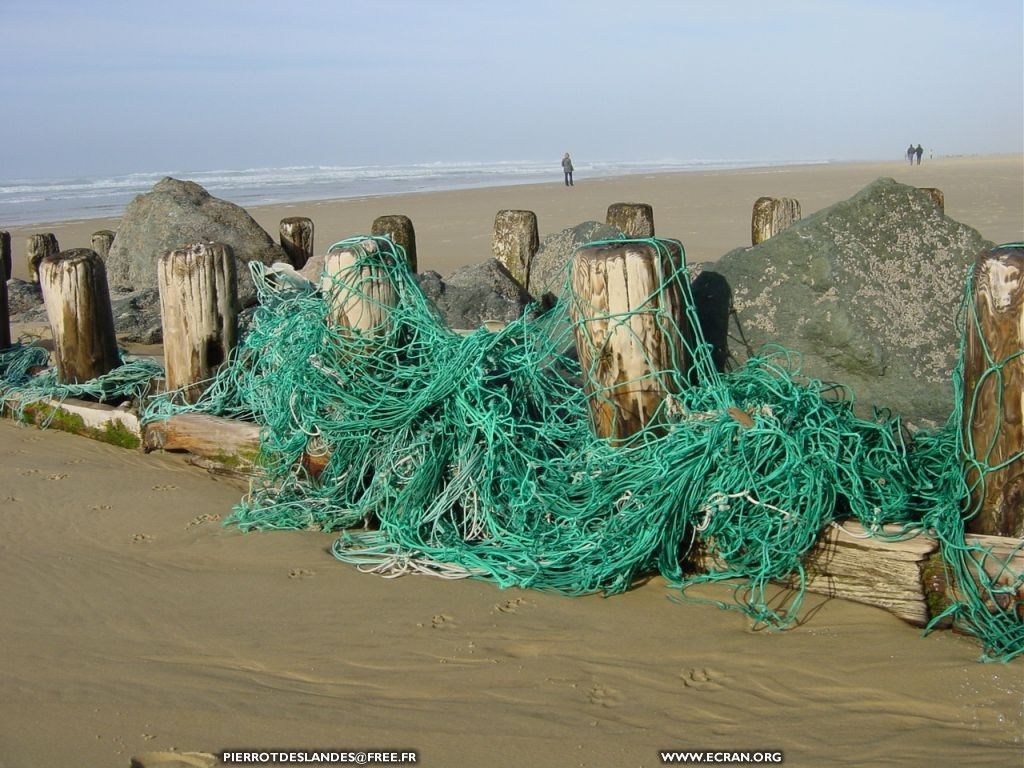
[0,158,829,226]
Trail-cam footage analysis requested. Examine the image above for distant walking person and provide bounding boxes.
[562,152,574,186]
[915,144,923,165]
[907,144,915,164]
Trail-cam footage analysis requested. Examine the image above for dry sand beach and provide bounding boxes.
[6,155,1023,281]
[2,157,1023,767]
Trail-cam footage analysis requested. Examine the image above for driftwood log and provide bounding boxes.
[962,244,1024,537]
[0,230,10,349]
[90,230,116,260]
[371,215,417,273]
[492,209,539,288]
[751,197,801,245]
[157,242,239,404]
[279,217,314,270]
[27,232,59,284]
[569,240,687,444]
[40,248,119,384]
[695,521,1023,627]
[143,412,262,475]
[606,203,655,238]
[3,393,141,448]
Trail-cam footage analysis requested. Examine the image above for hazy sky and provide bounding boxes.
[1,0,1021,178]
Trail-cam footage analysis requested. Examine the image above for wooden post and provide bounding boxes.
[920,187,945,213]
[90,230,116,260]
[371,215,417,273]
[0,231,10,349]
[320,239,397,337]
[606,203,655,238]
[492,210,538,288]
[568,241,687,445]
[962,244,1024,537]
[751,197,801,245]
[157,242,239,404]
[306,238,397,477]
[1,230,10,281]
[27,233,60,284]
[279,217,314,270]
[40,249,120,384]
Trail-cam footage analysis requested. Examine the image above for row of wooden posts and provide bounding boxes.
[0,191,1020,539]
[0,191,802,355]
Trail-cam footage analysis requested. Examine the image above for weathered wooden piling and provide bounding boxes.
[492,210,538,288]
[90,230,116,260]
[157,241,239,404]
[27,233,60,284]
[1,231,11,349]
[321,239,397,337]
[962,243,1024,537]
[279,217,314,270]
[40,248,120,384]
[920,187,945,213]
[371,215,417,273]
[751,197,801,245]
[606,203,655,238]
[1,230,10,282]
[568,240,687,444]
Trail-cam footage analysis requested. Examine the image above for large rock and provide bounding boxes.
[415,259,532,330]
[6,278,43,315]
[711,177,993,426]
[9,284,164,345]
[527,221,623,302]
[108,288,163,344]
[105,177,286,305]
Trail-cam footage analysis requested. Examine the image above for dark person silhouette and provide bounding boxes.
[562,152,574,186]
[915,145,923,165]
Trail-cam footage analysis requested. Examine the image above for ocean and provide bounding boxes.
[0,158,829,226]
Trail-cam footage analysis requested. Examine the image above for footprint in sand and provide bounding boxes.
[132,533,155,543]
[46,472,69,480]
[151,484,178,492]
[129,752,218,768]
[3,495,20,503]
[19,468,40,476]
[431,613,455,629]
[63,458,86,465]
[680,667,725,692]
[588,683,624,708]
[185,513,220,530]
[89,504,112,511]
[493,597,528,614]
[288,568,315,579]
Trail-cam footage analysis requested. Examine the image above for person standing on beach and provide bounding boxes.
[915,144,923,165]
[562,152,574,186]
[907,144,915,164]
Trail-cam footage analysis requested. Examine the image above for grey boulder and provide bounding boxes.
[415,259,532,330]
[104,177,286,305]
[710,177,992,426]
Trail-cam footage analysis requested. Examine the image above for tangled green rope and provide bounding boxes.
[136,235,1021,661]
[0,343,162,423]
[3,235,1020,661]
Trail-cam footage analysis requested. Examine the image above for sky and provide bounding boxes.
[0,0,1021,179]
